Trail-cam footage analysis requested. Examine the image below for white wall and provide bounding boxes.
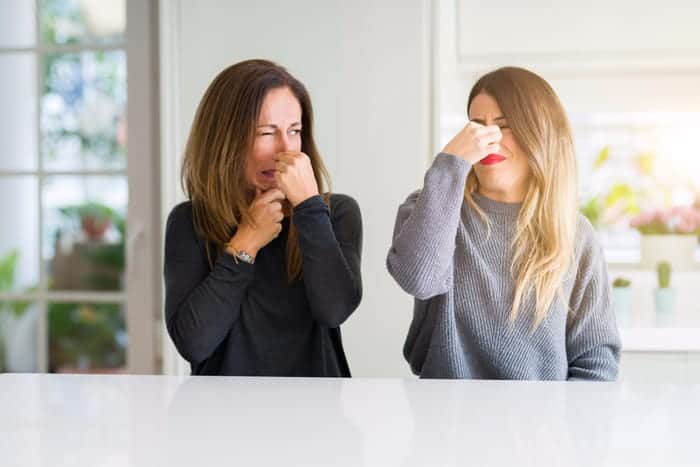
[437,0,700,140]
[160,0,433,376]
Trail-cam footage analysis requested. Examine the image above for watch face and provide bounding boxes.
[237,251,254,264]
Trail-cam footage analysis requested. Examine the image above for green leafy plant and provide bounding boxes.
[83,210,125,270]
[0,250,33,317]
[48,302,126,372]
[657,261,672,289]
[580,198,603,229]
[0,250,18,291]
[580,147,643,228]
[0,249,34,373]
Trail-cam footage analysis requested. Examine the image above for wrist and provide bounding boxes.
[226,230,260,259]
[290,190,319,208]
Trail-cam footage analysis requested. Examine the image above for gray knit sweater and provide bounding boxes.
[387,153,621,381]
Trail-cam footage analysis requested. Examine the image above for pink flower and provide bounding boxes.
[630,212,654,228]
[676,219,696,234]
[630,206,700,235]
[657,209,672,224]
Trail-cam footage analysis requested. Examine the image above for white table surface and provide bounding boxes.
[2,374,699,467]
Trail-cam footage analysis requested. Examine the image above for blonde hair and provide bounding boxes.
[465,67,578,328]
[181,59,331,281]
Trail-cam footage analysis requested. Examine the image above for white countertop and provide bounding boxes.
[2,374,699,467]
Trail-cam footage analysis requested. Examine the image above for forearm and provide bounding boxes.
[567,239,622,381]
[293,196,362,327]
[165,253,255,364]
[567,346,620,381]
[387,153,470,299]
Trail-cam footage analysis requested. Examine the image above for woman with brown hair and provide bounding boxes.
[164,59,362,376]
[387,67,620,380]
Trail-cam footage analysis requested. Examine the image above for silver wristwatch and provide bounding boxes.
[232,250,255,264]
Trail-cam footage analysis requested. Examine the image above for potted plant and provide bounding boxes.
[48,302,127,373]
[54,202,125,291]
[59,202,116,241]
[611,277,632,326]
[654,261,675,327]
[631,207,700,271]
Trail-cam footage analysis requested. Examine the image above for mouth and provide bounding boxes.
[260,169,277,179]
[479,153,506,166]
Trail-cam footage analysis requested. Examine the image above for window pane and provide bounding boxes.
[0,302,39,373]
[48,302,126,373]
[41,0,125,46]
[574,112,700,254]
[0,0,36,48]
[0,53,38,171]
[43,176,126,291]
[41,50,126,171]
[0,177,39,292]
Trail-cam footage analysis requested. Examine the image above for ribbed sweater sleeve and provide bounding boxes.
[566,220,621,381]
[387,153,471,300]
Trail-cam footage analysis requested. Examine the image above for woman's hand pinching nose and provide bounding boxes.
[442,121,502,164]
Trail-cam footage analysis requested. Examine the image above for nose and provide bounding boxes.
[277,133,294,153]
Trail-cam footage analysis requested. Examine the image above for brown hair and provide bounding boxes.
[181,59,330,281]
[465,67,578,328]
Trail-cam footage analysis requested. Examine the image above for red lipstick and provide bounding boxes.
[479,153,506,166]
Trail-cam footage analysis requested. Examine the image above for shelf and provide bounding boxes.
[608,267,700,352]
[620,327,700,352]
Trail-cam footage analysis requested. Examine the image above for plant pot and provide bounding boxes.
[641,234,698,271]
[612,287,632,326]
[654,287,676,327]
[81,216,111,241]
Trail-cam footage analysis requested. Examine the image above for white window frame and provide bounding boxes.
[0,0,160,373]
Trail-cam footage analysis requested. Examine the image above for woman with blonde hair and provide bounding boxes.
[387,67,620,380]
[164,59,362,376]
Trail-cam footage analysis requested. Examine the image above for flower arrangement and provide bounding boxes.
[630,206,700,235]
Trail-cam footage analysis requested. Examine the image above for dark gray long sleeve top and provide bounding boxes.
[164,194,362,376]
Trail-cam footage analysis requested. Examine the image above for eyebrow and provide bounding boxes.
[256,122,302,129]
[470,116,507,125]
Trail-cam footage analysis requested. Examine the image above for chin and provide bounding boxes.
[256,179,278,191]
[475,171,510,187]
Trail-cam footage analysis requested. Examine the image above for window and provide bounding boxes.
[0,0,158,373]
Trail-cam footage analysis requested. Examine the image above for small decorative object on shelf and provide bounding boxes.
[654,261,675,327]
[631,207,700,271]
[611,277,632,326]
[59,202,116,241]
